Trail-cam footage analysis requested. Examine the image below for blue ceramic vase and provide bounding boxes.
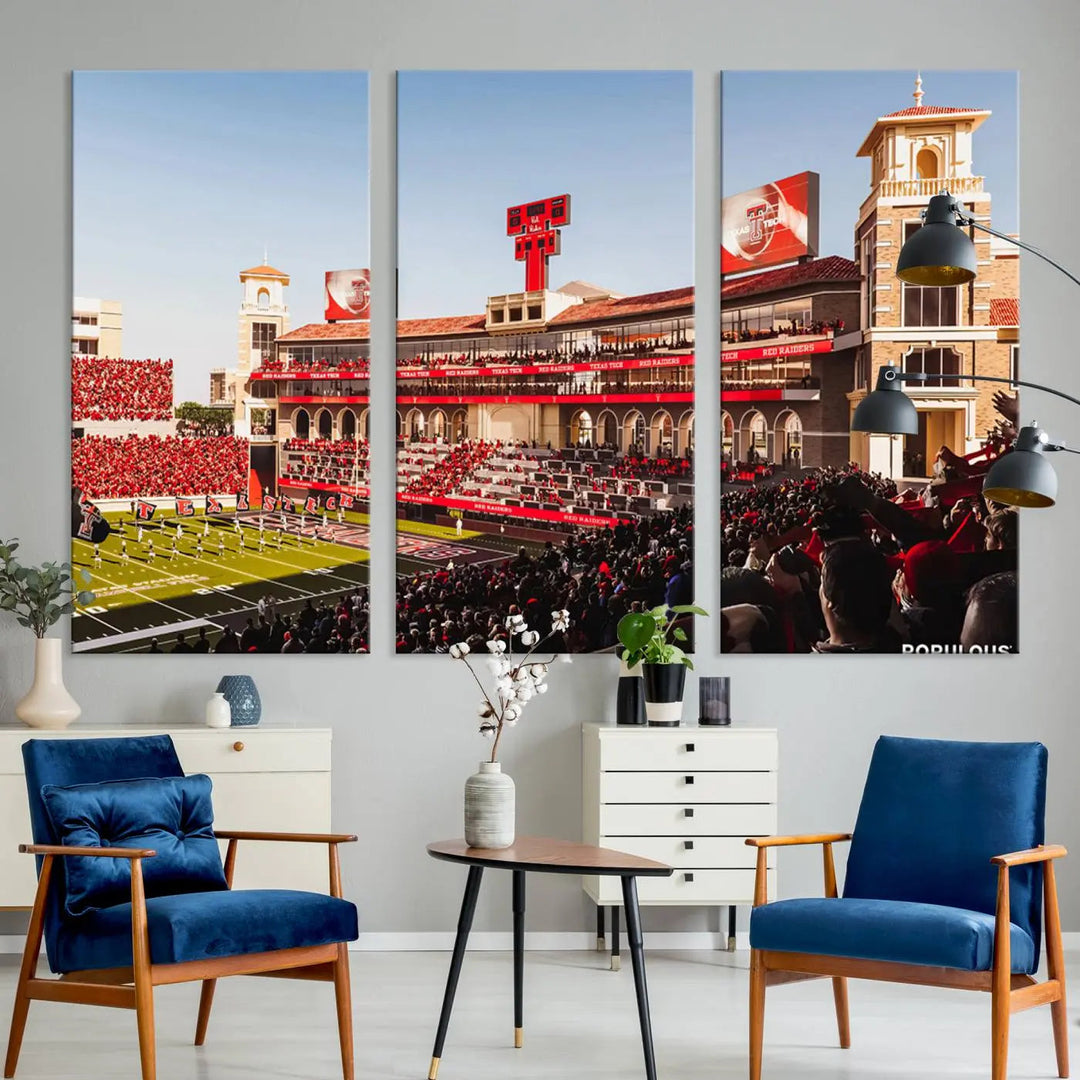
[216,675,261,727]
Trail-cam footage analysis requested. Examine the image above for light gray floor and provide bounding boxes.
[0,949,1073,1079]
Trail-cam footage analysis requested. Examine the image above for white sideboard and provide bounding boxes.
[582,722,777,962]
[0,725,333,908]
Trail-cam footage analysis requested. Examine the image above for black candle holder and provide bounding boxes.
[698,676,731,726]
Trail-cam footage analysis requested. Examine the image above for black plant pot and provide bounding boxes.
[642,663,686,727]
[616,653,646,726]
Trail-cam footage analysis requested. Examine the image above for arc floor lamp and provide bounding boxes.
[851,191,1080,508]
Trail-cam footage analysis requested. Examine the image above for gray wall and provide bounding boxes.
[3,0,1080,937]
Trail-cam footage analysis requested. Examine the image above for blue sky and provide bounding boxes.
[396,71,693,319]
[74,71,370,404]
[722,70,1018,262]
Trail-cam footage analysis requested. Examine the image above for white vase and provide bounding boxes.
[464,761,515,849]
[15,638,81,730]
[205,692,231,728]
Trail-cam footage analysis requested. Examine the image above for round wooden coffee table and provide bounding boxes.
[426,836,672,1080]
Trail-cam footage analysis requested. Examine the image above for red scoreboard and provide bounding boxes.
[506,194,572,292]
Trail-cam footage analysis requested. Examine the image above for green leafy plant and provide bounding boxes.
[0,539,95,638]
[617,604,709,671]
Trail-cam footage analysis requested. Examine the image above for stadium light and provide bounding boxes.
[896,191,1080,289]
[851,365,1080,508]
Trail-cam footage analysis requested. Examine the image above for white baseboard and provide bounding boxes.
[0,931,750,955]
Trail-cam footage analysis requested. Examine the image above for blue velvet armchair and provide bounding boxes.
[747,736,1067,1080]
[3,735,360,1080]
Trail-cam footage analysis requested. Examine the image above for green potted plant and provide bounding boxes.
[0,539,94,729]
[617,604,708,726]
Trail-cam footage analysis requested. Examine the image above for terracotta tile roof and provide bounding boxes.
[277,313,489,344]
[879,106,987,119]
[721,255,859,300]
[239,264,289,280]
[548,286,694,326]
[990,298,1019,327]
[278,321,370,343]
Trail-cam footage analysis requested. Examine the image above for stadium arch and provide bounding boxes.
[622,409,646,454]
[404,407,425,440]
[428,407,448,441]
[315,407,333,440]
[293,407,310,440]
[487,404,530,443]
[649,409,673,456]
[722,410,734,462]
[738,408,768,462]
[359,408,370,439]
[570,408,594,446]
[677,409,695,457]
[451,407,468,441]
[595,408,618,448]
[339,407,357,441]
[774,409,803,466]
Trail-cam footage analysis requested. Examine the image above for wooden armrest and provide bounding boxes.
[991,844,1067,867]
[19,843,156,859]
[213,830,358,844]
[746,833,852,849]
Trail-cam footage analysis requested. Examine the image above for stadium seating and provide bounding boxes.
[71,356,174,422]
[71,434,249,498]
[281,438,369,489]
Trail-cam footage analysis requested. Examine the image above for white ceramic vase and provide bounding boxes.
[205,692,231,728]
[464,761,515,849]
[15,638,81,730]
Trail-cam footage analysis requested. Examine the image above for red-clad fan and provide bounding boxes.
[71,356,173,421]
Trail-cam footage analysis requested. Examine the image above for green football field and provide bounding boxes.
[70,506,520,653]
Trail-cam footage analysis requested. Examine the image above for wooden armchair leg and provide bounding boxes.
[194,979,216,1046]
[131,861,156,1080]
[333,943,354,1080]
[749,949,766,1080]
[832,977,851,1049]
[1044,861,1069,1079]
[3,992,30,1080]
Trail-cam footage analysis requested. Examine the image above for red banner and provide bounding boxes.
[720,389,783,402]
[324,269,370,321]
[397,492,630,528]
[280,396,371,404]
[721,338,834,363]
[722,171,819,275]
[395,393,694,405]
[396,354,692,380]
[278,478,370,500]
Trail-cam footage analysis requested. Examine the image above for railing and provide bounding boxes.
[860,175,984,220]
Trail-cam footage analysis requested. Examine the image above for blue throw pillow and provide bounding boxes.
[41,774,229,916]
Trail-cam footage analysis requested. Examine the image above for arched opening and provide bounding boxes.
[340,408,357,442]
[360,409,370,440]
[721,411,734,463]
[257,288,270,310]
[396,410,404,439]
[738,409,768,463]
[428,408,447,441]
[649,409,673,458]
[451,408,468,442]
[570,409,594,447]
[677,409,695,458]
[623,409,646,454]
[775,409,803,467]
[405,408,425,440]
[595,409,618,448]
[293,408,310,441]
[488,405,530,443]
[316,408,333,440]
[916,146,940,180]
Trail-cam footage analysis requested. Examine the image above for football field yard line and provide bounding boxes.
[73,617,215,652]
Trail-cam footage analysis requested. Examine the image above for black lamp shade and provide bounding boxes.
[895,193,978,286]
[982,440,1058,509]
[851,369,919,435]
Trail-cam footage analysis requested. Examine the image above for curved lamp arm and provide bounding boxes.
[951,209,1080,292]
[883,366,1080,416]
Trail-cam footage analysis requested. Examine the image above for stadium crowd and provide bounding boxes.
[720,451,1018,653]
[720,317,845,345]
[72,434,249,498]
[71,356,174,422]
[401,439,500,497]
[255,356,369,377]
[396,505,693,653]
[396,337,693,371]
[155,588,370,655]
[397,374,691,396]
[281,437,369,487]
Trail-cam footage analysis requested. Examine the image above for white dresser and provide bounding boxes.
[582,722,777,963]
[0,725,333,908]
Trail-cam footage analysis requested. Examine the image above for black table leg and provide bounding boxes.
[429,865,483,1080]
[596,903,606,952]
[621,875,658,1080]
[728,904,737,952]
[513,869,525,1049]
[610,902,621,971]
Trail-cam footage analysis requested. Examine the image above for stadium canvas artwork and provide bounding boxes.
[394,71,695,654]
[71,72,372,655]
[720,71,1020,655]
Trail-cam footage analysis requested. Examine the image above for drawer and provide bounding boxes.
[592,868,775,906]
[600,835,773,870]
[601,771,775,804]
[599,730,776,772]
[601,802,776,837]
[172,730,331,774]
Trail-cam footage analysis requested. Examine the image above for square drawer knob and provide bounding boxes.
[683,808,694,818]
[684,840,694,851]
[684,775,695,785]
[683,873,695,883]
[685,743,695,752]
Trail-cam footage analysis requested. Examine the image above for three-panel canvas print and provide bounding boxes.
[69,69,1019,657]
